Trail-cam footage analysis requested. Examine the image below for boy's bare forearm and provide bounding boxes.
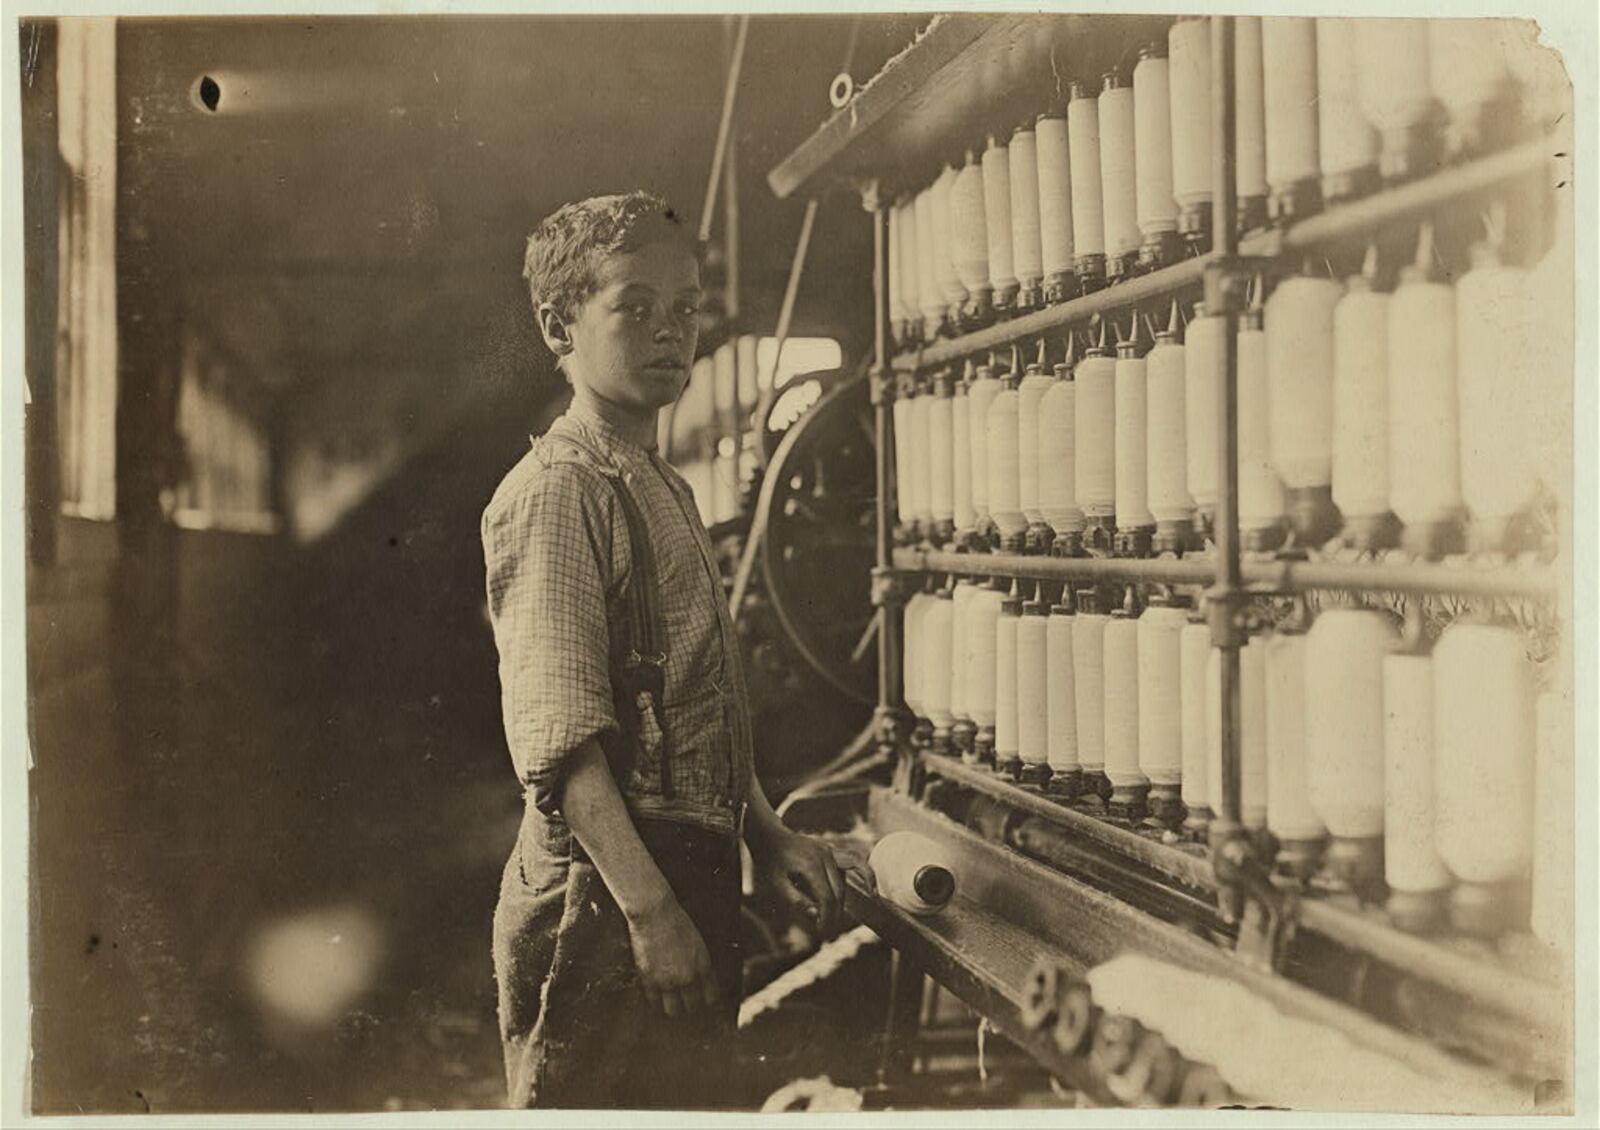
[560,739,677,923]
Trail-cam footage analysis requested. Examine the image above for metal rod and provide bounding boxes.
[699,13,751,245]
[891,549,1558,601]
[872,200,902,721]
[752,196,819,460]
[1206,15,1247,861]
[728,196,821,619]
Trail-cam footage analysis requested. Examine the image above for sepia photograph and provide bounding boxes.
[4,3,1595,1122]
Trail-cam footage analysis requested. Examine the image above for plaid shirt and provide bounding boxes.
[482,403,753,836]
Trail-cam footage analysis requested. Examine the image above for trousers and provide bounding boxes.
[492,805,744,1109]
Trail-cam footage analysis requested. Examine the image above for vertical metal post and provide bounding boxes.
[868,188,906,771]
[1205,15,1249,921]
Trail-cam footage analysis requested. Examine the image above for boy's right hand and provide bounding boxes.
[626,896,719,1018]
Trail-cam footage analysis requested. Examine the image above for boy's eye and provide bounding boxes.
[676,300,700,318]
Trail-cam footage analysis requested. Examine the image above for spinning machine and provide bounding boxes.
[757,13,1574,1112]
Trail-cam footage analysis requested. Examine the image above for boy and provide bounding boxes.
[484,192,845,1109]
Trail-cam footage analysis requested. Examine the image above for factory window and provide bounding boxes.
[52,17,118,521]
[171,333,279,534]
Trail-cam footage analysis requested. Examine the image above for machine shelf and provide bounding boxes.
[923,752,1215,894]
[892,546,1560,602]
[846,787,1538,1112]
[904,757,1569,1083]
[767,13,1174,202]
[891,137,1557,371]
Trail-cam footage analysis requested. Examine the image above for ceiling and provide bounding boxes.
[115,15,926,415]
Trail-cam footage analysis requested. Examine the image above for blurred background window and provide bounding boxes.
[52,17,118,520]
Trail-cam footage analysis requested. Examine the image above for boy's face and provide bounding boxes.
[546,232,701,415]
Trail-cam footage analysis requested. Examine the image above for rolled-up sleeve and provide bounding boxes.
[482,462,622,814]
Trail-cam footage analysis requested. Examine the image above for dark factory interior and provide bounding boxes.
[22,15,908,1112]
[17,10,1585,1119]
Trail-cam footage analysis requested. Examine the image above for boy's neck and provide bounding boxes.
[569,386,658,451]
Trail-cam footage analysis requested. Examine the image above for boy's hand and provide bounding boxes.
[750,826,846,939]
[626,896,720,1017]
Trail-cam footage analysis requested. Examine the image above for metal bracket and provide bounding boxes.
[870,566,914,608]
[868,364,897,406]
[1201,255,1272,316]
[1213,831,1297,973]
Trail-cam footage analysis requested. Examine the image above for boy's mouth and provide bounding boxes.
[643,357,686,372]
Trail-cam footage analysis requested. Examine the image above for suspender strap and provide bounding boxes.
[543,430,674,800]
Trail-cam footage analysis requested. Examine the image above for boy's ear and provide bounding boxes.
[536,303,575,358]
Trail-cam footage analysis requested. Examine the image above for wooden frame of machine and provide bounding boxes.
[768,13,1572,1113]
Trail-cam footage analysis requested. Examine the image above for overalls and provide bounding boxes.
[484,411,753,1109]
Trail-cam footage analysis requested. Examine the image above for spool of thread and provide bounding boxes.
[1035,111,1076,303]
[1457,235,1539,552]
[987,369,1027,550]
[1046,601,1080,795]
[713,341,738,432]
[952,370,975,539]
[1168,16,1213,244]
[1262,17,1321,222]
[1073,592,1109,799]
[1434,621,1535,937]
[1306,609,1397,899]
[1098,71,1140,280]
[888,200,907,341]
[869,831,957,916]
[893,387,916,533]
[903,591,930,724]
[967,583,1006,766]
[1184,305,1222,524]
[1383,648,1452,932]
[898,198,922,343]
[1531,691,1572,951]
[1018,354,1054,539]
[1067,83,1106,287]
[968,363,1001,528]
[1133,43,1178,267]
[928,372,956,539]
[1235,17,1269,229]
[924,589,956,751]
[1266,629,1325,879]
[1114,322,1154,554]
[1388,226,1463,557]
[1241,635,1268,831]
[1315,18,1378,205]
[950,580,978,755]
[1104,606,1147,818]
[1180,620,1212,835]
[1147,305,1194,552]
[1009,124,1045,308]
[1266,272,1344,546]
[1237,305,1286,551]
[1428,19,1515,160]
[982,136,1018,312]
[1138,604,1187,827]
[995,590,1022,776]
[1355,18,1438,182]
[1526,145,1574,506]
[1039,353,1084,544]
[915,187,943,336]
[1018,599,1050,783]
[1075,330,1117,547]
[1332,259,1395,549]
[953,151,992,324]
[932,165,969,321]
[910,385,934,531]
